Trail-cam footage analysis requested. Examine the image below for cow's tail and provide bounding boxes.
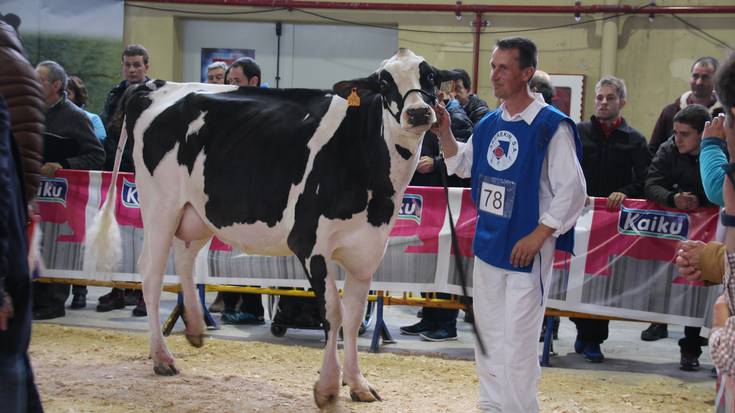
[83,118,127,280]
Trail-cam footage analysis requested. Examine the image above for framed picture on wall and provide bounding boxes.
[549,74,585,123]
[200,48,255,83]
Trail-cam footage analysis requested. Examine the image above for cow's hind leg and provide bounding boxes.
[305,255,343,408]
[139,211,180,376]
[342,273,381,402]
[172,237,211,348]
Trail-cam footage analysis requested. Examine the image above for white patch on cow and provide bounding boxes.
[185,111,207,142]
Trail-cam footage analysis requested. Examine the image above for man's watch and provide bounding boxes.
[721,210,735,227]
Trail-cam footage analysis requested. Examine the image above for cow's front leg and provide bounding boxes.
[341,273,381,403]
[306,255,343,408]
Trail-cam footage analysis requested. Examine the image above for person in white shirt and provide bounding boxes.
[432,36,587,412]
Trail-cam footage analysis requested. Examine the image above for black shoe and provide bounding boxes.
[583,342,604,363]
[680,353,700,371]
[124,290,141,306]
[33,307,65,320]
[641,323,668,341]
[416,309,423,318]
[464,310,474,324]
[96,290,125,312]
[70,293,86,309]
[399,320,433,335]
[132,297,147,317]
[419,328,458,342]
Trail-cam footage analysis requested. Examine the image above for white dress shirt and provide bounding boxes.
[445,92,587,237]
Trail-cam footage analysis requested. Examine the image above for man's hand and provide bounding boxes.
[703,114,726,141]
[510,225,555,268]
[713,294,730,329]
[606,192,627,209]
[675,240,706,281]
[416,156,435,174]
[0,295,14,332]
[674,192,699,210]
[430,102,451,139]
[41,162,63,177]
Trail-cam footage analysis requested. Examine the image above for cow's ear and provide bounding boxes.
[434,68,464,85]
[333,72,379,98]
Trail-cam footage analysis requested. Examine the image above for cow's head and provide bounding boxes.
[334,49,461,134]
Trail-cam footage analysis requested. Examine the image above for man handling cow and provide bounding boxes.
[432,36,587,412]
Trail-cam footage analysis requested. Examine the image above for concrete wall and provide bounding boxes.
[124,0,734,138]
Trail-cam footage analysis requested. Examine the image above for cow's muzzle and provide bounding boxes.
[406,107,432,126]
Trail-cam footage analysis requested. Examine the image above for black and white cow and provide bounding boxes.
[86,49,456,407]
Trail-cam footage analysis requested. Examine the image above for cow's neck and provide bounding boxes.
[384,113,424,197]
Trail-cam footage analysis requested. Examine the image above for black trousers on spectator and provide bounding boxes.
[422,292,458,331]
[679,326,706,356]
[571,318,609,344]
[222,292,263,317]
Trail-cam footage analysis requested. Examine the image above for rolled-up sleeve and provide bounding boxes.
[540,122,588,236]
[444,135,473,179]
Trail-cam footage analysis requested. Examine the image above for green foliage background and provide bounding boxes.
[23,33,122,115]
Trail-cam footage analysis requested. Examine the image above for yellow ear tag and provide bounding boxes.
[347,88,360,107]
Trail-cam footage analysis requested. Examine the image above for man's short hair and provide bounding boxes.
[673,104,712,133]
[495,37,538,70]
[37,60,68,91]
[230,57,261,86]
[122,44,149,65]
[595,75,627,100]
[715,53,735,117]
[691,56,719,73]
[454,68,471,90]
[529,73,555,104]
[207,61,228,72]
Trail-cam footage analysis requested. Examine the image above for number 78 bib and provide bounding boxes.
[478,176,516,219]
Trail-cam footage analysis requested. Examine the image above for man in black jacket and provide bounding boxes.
[644,104,712,371]
[572,75,651,362]
[399,91,473,341]
[33,60,104,320]
[453,68,490,125]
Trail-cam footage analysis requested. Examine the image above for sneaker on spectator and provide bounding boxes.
[641,323,668,341]
[208,292,225,313]
[399,320,433,336]
[96,289,125,312]
[680,353,700,371]
[574,336,585,354]
[221,310,257,325]
[70,292,86,309]
[132,296,147,317]
[124,289,141,306]
[583,343,604,363]
[419,328,458,342]
[33,306,65,320]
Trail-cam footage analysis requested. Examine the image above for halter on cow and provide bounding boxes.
[85,49,460,408]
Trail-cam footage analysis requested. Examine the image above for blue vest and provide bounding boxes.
[470,104,581,273]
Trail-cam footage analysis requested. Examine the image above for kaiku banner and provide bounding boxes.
[38,171,721,327]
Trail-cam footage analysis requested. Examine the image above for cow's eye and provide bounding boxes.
[427,72,436,84]
[380,78,389,91]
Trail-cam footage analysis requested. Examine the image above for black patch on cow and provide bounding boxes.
[394,144,412,160]
[306,254,330,333]
[137,87,334,228]
[418,61,440,105]
[123,83,159,151]
[287,94,395,260]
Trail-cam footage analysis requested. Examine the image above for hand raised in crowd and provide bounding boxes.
[41,162,63,178]
[674,192,699,210]
[0,294,14,331]
[713,294,731,330]
[416,156,435,174]
[675,240,706,281]
[510,225,554,268]
[606,192,627,209]
[703,113,727,140]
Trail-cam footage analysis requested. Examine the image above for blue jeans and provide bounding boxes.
[0,352,43,413]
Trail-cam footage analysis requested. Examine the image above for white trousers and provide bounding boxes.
[473,239,555,413]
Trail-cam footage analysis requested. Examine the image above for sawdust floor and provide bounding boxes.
[29,324,713,412]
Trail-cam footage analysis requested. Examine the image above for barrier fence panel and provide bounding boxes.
[37,171,722,327]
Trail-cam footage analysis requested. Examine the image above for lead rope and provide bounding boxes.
[438,159,487,355]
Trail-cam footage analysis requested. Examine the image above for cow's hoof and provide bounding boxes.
[349,386,382,403]
[153,362,180,376]
[313,382,338,409]
[185,333,204,348]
